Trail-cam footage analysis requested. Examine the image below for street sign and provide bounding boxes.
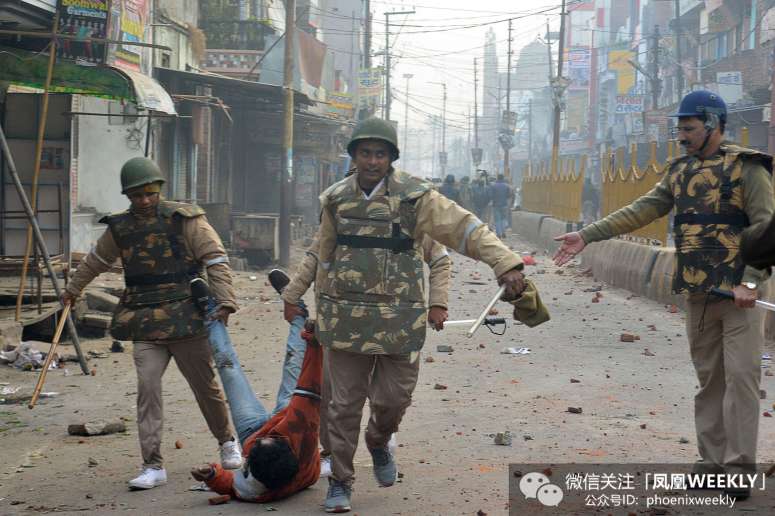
[439,151,448,167]
[500,110,517,136]
[471,147,483,166]
[716,71,742,105]
[614,95,645,114]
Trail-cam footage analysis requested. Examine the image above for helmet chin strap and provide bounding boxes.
[696,128,713,156]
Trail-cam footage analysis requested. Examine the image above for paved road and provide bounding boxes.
[1,232,774,515]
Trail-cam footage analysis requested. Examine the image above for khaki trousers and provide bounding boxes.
[133,334,234,468]
[686,297,762,474]
[320,348,332,456]
[327,349,420,483]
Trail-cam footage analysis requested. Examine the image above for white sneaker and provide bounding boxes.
[220,439,243,469]
[388,433,397,454]
[128,468,167,490]
[320,455,332,478]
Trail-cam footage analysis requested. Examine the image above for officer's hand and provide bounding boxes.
[190,465,215,482]
[498,269,526,301]
[60,291,76,307]
[732,285,758,309]
[284,301,305,323]
[427,306,448,331]
[553,232,587,266]
[212,307,231,325]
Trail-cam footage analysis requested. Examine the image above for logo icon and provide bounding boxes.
[537,483,564,506]
[519,472,564,507]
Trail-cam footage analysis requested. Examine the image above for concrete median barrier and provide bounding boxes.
[512,210,548,244]
[537,217,573,255]
[603,240,659,297]
[512,212,775,340]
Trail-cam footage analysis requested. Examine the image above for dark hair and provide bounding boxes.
[247,438,299,490]
[497,174,505,181]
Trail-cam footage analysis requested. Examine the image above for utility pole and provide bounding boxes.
[441,85,446,176]
[384,12,389,119]
[431,116,437,178]
[431,82,447,176]
[503,18,513,180]
[349,10,356,91]
[474,57,479,149]
[403,73,413,163]
[550,0,566,172]
[528,99,533,163]
[649,25,661,110]
[467,105,471,173]
[673,0,684,101]
[364,0,371,69]
[770,45,775,154]
[279,0,295,267]
[546,21,554,82]
[384,10,415,121]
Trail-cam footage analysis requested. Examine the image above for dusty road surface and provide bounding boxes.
[1,232,774,515]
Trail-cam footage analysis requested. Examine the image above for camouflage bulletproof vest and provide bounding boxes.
[100,201,206,341]
[669,143,772,293]
[316,170,431,355]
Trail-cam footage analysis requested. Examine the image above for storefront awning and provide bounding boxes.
[0,45,176,114]
[155,67,313,107]
[116,68,176,114]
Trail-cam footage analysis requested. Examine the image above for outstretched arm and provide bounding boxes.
[578,174,673,244]
[414,190,525,300]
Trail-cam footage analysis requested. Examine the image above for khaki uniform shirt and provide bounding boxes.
[67,213,238,312]
[579,158,774,286]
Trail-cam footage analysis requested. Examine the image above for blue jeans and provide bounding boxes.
[493,206,508,236]
[272,301,308,416]
[206,305,270,445]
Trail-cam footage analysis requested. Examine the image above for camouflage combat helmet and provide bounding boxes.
[347,117,400,160]
[120,157,165,194]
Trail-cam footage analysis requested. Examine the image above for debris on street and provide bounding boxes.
[67,420,127,436]
[493,431,512,446]
[501,347,530,355]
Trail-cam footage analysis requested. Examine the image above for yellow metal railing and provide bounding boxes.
[521,128,750,243]
[521,154,586,222]
[601,141,673,244]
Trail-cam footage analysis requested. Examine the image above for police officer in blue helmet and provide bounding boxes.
[554,90,774,500]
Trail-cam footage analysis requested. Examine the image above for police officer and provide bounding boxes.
[554,91,774,500]
[62,157,243,490]
[303,117,530,512]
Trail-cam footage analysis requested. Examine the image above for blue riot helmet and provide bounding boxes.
[669,90,727,152]
[670,90,727,131]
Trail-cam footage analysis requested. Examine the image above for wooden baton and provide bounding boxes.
[28,303,71,409]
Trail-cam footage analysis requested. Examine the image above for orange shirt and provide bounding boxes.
[206,331,322,502]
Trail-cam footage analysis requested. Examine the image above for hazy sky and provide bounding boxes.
[372,0,565,138]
